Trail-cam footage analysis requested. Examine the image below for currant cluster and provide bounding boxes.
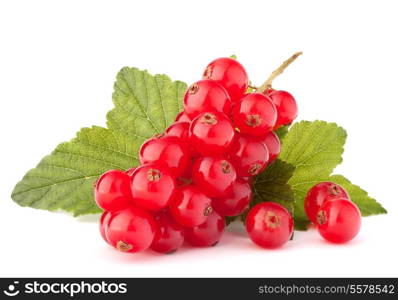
[95,57,299,254]
[305,182,361,243]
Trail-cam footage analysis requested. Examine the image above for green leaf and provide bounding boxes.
[278,120,347,228]
[249,120,386,230]
[252,159,296,210]
[108,67,186,141]
[274,125,289,141]
[279,120,347,179]
[11,68,187,215]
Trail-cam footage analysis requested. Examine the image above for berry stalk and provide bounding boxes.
[257,52,303,93]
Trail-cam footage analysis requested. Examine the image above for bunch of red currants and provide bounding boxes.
[95,57,303,254]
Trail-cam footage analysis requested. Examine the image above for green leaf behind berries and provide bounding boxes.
[253,159,295,211]
[278,120,348,229]
[274,125,289,141]
[11,68,186,216]
[108,67,186,140]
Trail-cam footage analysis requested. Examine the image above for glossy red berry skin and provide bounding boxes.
[95,170,133,212]
[304,182,350,223]
[166,122,190,142]
[229,133,269,177]
[268,90,298,130]
[126,167,137,177]
[139,135,190,177]
[100,211,111,243]
[192,156,237,198]
[183,80,231,119]
[185,211,225,247]
[262,131,281,163]
[203,57,248,102]
[316,198,361,243]
[130,164,176,211]
[170,185,212,227]
[150,211,185,254]
[212,178,252,217]
[246,202,293,248]
[189,111,235,156]
[175,111,191,122]
[232,93,277,136]
[105,206,159,253]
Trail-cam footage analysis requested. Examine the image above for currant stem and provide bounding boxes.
[257,51,303,93]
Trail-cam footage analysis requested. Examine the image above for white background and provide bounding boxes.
[1,0,397,277]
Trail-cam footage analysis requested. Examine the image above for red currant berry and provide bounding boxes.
[229,133,269,177]
[130,164,176,211]
[268,90,298,130]
[183,80,231,119]
[185,211,225,247]
[150,210,185,254]
[212,178,252,217]
[304,182,350,223]
[105,206,159,253]
[126,167,137,177]
[95,169,133,212]
[166,122,190,142]
[189,111,235,156]
[99,211,111,243]
[203,57,248,102]
[192,157,237,198]
[232,93,277,136]
[175,111,191,122]
[316,198,361,243]
[262,131,281,163]
[246,202,293,248]
[170,185,212,227]
[139,135,191,177]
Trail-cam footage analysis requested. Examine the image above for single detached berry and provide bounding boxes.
[262,131,281,163]
[304,182,350,223]
[95,169,133,212]
[185,211,226,247]
[229,133,269,177]
[192,156,237,198]
[232,93,277,136]
[139,135,191,177]
[175,111,191,122]
[100,211,111,243]
[130,164,176,211]
[166,122,190,142]
[246,202,293,248]
[316,198,361,243]
[150,210,185,254]
[203,57,248,102]
[268,90,298,130]
[212,178,252,217]
[105,207,159,253]
[183,80,231,119]
[170,185,213,227]
[189,111,235,156]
